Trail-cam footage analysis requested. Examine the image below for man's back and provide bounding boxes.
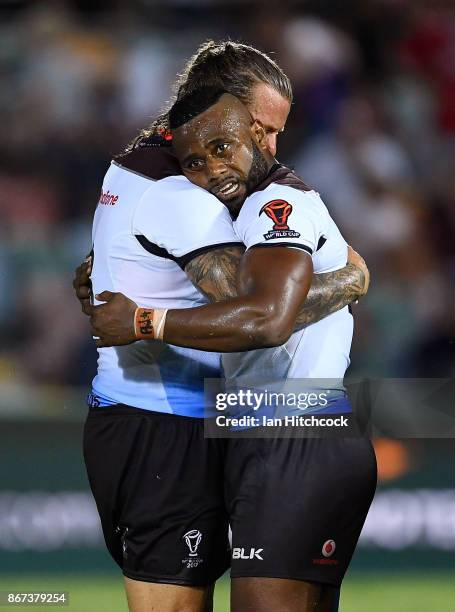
[91,158,221,415]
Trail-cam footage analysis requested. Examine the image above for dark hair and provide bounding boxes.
[123,40,292,152]
[168,86,228,130]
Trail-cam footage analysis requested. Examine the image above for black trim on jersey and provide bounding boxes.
[135,235,243,270]
[316,236,327,251]
[252,164,312,195]
[177,242,244,269]
[249,242,313,255]
[135,235,174,260]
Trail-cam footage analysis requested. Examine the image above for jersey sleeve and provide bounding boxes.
[132,176,241,269]
[234,186,327,255]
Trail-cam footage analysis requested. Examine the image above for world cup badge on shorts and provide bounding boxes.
[184,529,202,556]
[182,529,203,569]
[260,199,301,240]
[322,539,336,558]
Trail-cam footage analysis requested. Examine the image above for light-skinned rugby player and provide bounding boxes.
[87,88,377,612]
[75,42,371,612]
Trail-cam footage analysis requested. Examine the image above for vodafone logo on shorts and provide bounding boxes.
[312,539,339,566]
[322,539,336,558]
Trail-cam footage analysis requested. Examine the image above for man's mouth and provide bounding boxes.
[212,179,242,199]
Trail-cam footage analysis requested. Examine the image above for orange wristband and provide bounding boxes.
[134,308,154,339]
[134,307,168,340]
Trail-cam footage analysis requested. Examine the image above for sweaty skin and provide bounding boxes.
[90,93,366,351]
[76,59,359,612]
[80,245,367,345]
[160,94,310,350]
[175,94,266,218]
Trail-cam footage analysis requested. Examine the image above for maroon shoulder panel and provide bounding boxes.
[252,163,312,194]
[115,146,181,180]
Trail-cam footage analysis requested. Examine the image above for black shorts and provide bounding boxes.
[225,435,377,587]
[83,405,230,586]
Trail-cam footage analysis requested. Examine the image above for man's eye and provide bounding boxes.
[216,143,229,154]
[188,159,204,170]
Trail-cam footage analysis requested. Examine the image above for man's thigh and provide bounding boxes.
[83,405,230,587]
[124,578,215,612]
[225,436,377,588]
[231,577,339,612]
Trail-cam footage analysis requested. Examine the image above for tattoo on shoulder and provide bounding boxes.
[185,245,245,303]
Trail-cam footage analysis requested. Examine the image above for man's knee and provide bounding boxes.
[231,577,338,612]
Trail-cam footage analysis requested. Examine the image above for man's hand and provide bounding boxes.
[73,257,93,315]
[347,246,370,297]
[90,291,138,348]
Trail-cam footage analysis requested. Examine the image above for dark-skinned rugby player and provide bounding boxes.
[85,87,377,612]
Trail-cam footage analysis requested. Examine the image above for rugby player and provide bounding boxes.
[75,42,370,612]
[88,88,377,612]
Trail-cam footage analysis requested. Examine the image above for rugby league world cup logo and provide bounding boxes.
[260,199,301,240]
[182,529,203,569]
[184,529,202,556]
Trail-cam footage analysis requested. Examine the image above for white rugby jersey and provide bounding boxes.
[90,153,241,416]
[142,164,353,408]
[221,167,353,405]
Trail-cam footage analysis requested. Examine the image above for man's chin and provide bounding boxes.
[216,186,246,217]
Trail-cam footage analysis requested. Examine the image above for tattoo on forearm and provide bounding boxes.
[296,263,364,329]
[185,246,245,303]
[187,247,364,329]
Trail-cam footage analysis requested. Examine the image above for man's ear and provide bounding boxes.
[251,119,268,152]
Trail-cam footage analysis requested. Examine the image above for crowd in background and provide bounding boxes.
[0,0,454,391]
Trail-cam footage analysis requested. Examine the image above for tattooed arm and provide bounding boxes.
[89,245,368,347]
[185,245,367,329]
[184,245,244,302]
[295,261,365,328]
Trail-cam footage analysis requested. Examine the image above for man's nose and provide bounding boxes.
[207,156,228,180]
[266,133,277,156]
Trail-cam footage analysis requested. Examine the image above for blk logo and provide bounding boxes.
[232,547,264,560]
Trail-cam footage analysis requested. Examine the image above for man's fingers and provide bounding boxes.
[347,245,370,296]
[74,262,91,282]
[73,261,92,311]
[347,245,364,266]
[76,286,91,300]
[81,299,93,316]
[95,290,116,302]
[84,255,93,274]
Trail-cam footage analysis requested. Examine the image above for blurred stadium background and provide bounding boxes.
[1,0,454,610]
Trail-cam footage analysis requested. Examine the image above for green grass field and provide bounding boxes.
[1,573,453,611]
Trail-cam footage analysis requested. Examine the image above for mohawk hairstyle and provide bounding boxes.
[168,87,228,130]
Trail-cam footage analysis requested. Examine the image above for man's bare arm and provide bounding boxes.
[185,245,243,302]
[185,246,368,328]
[84,245,368,348]
[295,262,365,328]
